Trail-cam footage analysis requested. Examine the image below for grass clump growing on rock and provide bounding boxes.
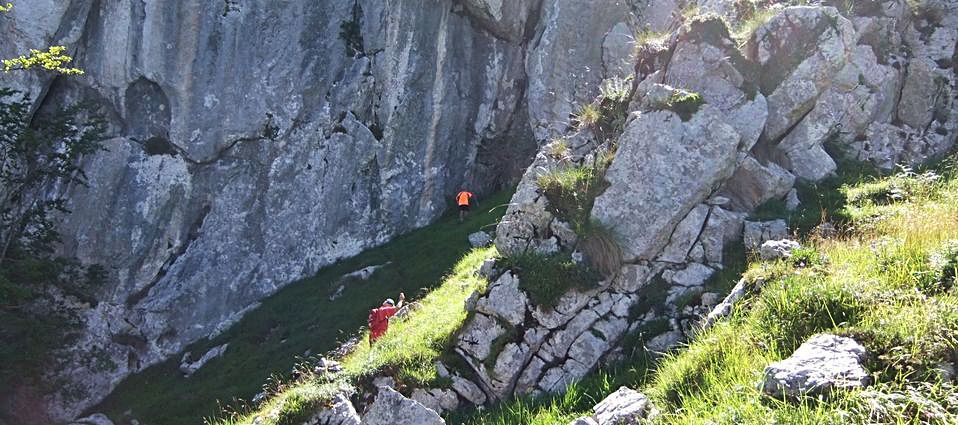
[499,252,600,308]
[666,91,704,121]
[537,166,608,232]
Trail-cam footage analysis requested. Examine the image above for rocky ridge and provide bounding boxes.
[452,0,957,414]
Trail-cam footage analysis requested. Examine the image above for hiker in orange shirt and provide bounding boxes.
[456,189,477,223]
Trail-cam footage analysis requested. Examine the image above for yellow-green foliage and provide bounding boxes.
[2,46,84,75]
[212,247,495,425]
[0,3,12,13]
[575,103,601,130]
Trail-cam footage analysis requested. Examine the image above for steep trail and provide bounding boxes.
[91,190,514,425]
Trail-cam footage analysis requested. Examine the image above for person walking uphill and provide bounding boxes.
[456,189,477,223]
[368,292,405,346]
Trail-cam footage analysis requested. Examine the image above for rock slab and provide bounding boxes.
[762,334,870,399]
[361,387,445,425]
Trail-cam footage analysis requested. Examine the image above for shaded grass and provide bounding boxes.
[94,190,514,425]
[498,252,600,308]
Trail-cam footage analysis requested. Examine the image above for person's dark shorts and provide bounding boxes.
[458,204,470,212]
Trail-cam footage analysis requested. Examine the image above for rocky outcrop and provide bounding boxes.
[361,387,444,425]
[592,104,743,262]
[4,0,957,422]
[762,334,871,399]
[459,0,958,409]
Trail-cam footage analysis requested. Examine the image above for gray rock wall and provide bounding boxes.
[1,0,550,421]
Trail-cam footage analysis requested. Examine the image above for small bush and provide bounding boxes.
[499,253,600,308]
[575,103,601,130]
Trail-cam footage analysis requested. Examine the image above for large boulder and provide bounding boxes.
[592,102,743,262]
[778,45,900,180]
[747,6,857,140]
[304,394,361,425]
[718,156,795,212]
[762,334,871,399]
[361,387,445,425]
[746,6,858,180]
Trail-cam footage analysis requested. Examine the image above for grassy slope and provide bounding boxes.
[457,157,958,425]
[94,190,513,425]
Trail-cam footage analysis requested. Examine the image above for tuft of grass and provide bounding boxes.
[546,138,572,161]
[575,103,601,130]
[537,165,608,233]
[95,191,514,425]
[577,221,623,278]
[649,89,706,121]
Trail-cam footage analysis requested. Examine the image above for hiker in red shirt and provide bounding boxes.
[456,189,477,223]
[368,292,405,346]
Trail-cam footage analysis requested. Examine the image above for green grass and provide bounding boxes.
[92,190,514,425]
[461,156,958,424]
[498,252,601,308]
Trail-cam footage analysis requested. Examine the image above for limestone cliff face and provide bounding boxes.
[1,0,543,421]
[1,0,657,421]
